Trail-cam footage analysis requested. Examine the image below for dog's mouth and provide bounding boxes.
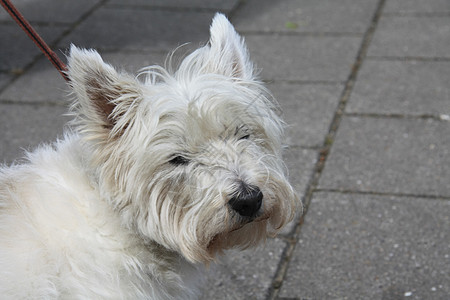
[205,212,271,254]
[220,210,271,236]
[232,213,270,231]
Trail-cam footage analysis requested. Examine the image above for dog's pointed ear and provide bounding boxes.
[207,13,254,80]
[68,45,141,133]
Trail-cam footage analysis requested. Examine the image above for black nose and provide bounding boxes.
[229,185,263,217]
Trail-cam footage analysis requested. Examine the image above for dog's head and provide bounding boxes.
[68,13,299,263]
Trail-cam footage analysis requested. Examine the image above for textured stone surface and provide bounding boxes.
[280,147,318,235]
[369,16,450,58]
[107,0,239,11]
[0,24,67,72]
[59,8,214,51]
[273,83,343,147]
[279,192,450,299]
[319,116,450,197]
[384,0,450,13]
[283,147,317,202]
[0,58,68,103]
[246,35,361,82]
[200,238,288,300]
[347,60,450,116]
[0,0,100,23]
[234,0,378,33]
[0,104,69,165]
[102,51,170,74]
[0,73,13,91]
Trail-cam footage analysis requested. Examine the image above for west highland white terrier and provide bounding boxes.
[0,13,298,299]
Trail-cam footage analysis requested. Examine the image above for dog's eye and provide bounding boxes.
[235,125,250,141]
[169,155,190,165]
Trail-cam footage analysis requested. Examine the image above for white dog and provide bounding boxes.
[0,13,298,299]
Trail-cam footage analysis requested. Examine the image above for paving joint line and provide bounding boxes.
[104,4,233,13]
[314,188,450,201]
[285,145,322,151]
[383,12,450,17]
[241,31,363,38]
[366,56,450,62]
[104,4,225,13]
[264,79,343,86]
[0,99,67,107]
[267,0,387,299]
[0,20,71,27]
[344,112,450,122]
[0,20,21,26]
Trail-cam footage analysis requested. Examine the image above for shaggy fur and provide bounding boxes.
[0,14,298,299]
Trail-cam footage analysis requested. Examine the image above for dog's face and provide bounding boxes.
[68,14,298,263]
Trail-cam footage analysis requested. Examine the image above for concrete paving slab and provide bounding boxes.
[318,116,450,197]
[59,8,214,51]
[279,147,317,235]
[233,0,378,33]
[201,238,288,300]
[368,16,450,58]
[347,60,450,116]
[0,0,100,23]
[273,83,343,147]
[0,104,70,165]
[279,192,450,299]
[0,73,13,91]
[245,35,361,82]
[107,0,239,11]
[102,51,169,74]
[284,147,317,204]
[0,24,68,72]
[384,0,450,14]
[0,58,68,103]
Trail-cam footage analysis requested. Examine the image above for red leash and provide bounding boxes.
[1,0,69,82]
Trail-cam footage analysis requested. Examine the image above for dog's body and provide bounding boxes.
[0,14,298,299]
[0,136,203,299]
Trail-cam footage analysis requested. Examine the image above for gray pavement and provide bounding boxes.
[1,0,449,299]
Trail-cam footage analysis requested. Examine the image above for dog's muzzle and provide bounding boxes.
[228,184,263,218]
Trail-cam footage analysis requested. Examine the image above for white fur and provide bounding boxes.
[0,13,298,299]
